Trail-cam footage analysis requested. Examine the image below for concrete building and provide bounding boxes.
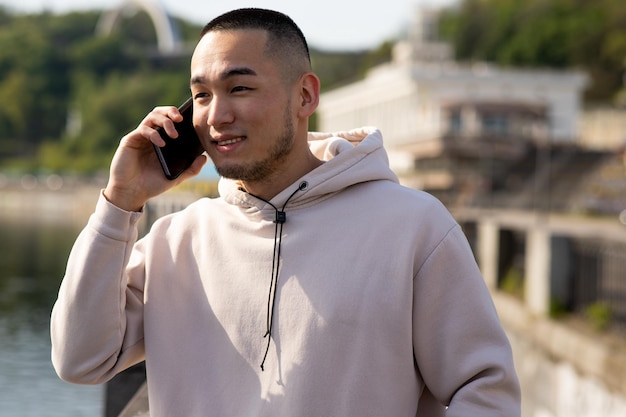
[579,107,626,150]
[317,7,589,177]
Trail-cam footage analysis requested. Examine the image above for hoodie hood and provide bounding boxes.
[218,127,399,211]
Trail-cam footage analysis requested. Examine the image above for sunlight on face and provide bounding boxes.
[190,30,300,183]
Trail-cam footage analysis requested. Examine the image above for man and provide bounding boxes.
[51,8,520,417]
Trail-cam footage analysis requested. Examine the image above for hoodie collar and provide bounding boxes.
[219,127,398,211]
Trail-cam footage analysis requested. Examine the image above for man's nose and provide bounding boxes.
[206,96,234,127]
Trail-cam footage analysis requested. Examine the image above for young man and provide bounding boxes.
[51,8,520,417]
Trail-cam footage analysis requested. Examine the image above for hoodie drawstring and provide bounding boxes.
[247,181,308,371]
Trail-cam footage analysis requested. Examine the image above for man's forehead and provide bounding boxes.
[192,30,267,64]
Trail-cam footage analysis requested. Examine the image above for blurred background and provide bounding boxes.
[0,0,625,416]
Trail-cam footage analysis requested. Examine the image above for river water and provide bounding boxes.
[0,216,103,416]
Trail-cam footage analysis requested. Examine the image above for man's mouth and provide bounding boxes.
[214,137,244,146]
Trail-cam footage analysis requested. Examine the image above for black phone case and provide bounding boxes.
[153,97,205,180]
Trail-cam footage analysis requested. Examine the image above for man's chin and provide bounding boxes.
[215,163,263,182]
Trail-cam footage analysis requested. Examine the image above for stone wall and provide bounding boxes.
[496,294,626,417]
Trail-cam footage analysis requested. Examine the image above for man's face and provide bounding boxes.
[190,29,298,182]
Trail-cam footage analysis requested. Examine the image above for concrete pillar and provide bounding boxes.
[478,220,500,289]
[525,228,551,316]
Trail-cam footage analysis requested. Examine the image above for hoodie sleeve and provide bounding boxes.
[413,225,521,417]
[50,192,146,384]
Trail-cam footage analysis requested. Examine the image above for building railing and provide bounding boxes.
[456,207,626,336]
[571,238,626,333]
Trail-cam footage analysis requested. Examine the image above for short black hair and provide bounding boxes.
[201,8,311,80]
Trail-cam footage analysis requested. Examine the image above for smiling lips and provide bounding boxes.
[214,137,244,146]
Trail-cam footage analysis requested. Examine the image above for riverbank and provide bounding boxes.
[0,180,216,227]
[0,186,102,225]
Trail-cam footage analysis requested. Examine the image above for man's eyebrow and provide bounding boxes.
[221,67,257,79]
[190,67,257,86]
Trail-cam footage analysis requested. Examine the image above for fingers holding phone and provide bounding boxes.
[104,99,207,211]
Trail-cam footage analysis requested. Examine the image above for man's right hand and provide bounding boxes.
[103,105,207,212]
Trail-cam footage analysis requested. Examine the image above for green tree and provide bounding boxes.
[40,69,190,173]
[0,8,196,171]
[0,15,70,156]
[439,0,626,102]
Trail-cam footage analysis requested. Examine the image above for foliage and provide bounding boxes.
[312,41,393,91]
[585,301,612,331]
[0,13,71,155]
[311,48,370,91]
[0,8,197,172]
[439,0,626,103]
[500,266,524,298]
[39,70,191,173]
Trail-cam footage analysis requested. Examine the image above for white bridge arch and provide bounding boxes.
[96,0,182,55]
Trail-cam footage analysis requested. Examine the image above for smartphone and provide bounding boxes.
[153,97,205,180]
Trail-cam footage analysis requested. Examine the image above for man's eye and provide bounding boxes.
[232,86,251,93]
[194,92,210,100]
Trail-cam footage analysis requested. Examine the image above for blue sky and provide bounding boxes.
[0,0,458,50]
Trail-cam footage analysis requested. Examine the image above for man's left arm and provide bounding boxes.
[413,225,521,417]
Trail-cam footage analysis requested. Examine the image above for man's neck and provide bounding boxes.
[241,152,323,201]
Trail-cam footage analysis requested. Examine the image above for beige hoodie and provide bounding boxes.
[51,127,520,417]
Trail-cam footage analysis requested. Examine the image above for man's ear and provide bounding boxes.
[297,72,320,118]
